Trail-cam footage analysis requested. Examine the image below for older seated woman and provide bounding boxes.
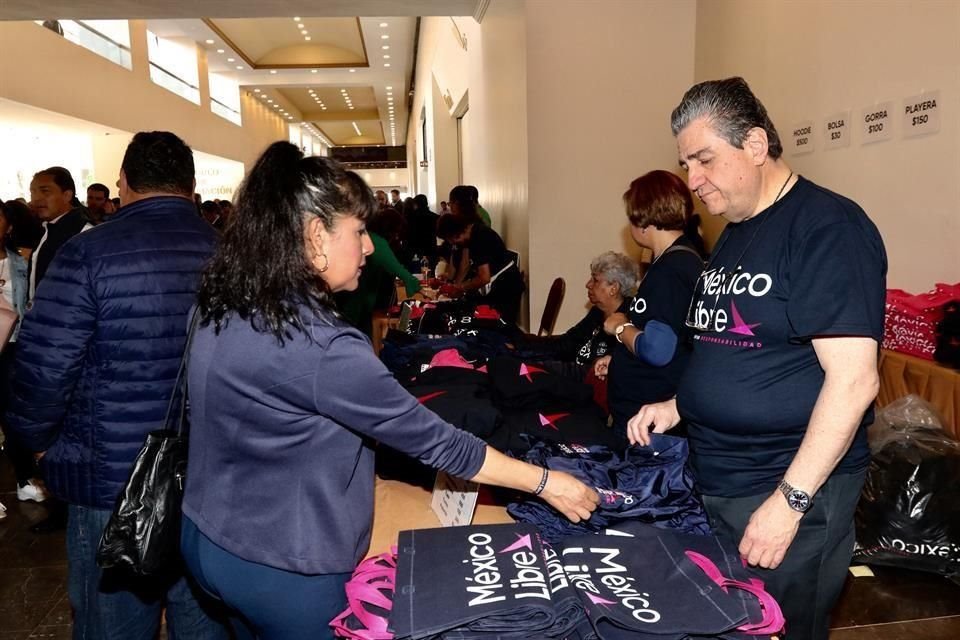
[521,252,639,373]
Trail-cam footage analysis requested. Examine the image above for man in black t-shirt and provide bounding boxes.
[626,78,886,640]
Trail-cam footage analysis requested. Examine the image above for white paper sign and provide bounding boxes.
[902,90,941,138]
[790,121,815,155]
[860,102,894,144]
[823,111,851,149]
[430,471,479,527]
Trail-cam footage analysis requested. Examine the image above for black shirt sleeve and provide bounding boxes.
[469,225,509,273]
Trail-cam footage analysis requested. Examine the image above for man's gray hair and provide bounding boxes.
[590,251,641,298]
[670,77,783,160]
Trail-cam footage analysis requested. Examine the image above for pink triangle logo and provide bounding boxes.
[476,365,488,373]
[587,593,617,608]
[728,300,761,336]
[518,363,547,382]
[538,412,570,430]
[499,533,533,553]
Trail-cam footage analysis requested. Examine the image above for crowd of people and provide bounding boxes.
[0,76,886,640]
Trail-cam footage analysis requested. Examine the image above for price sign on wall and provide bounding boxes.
[790,120,815,155]
[902,90,940,138]
[822,111,851,149]
[860,102,894,144]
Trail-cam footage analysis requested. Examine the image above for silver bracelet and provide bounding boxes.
[533,467,549,496]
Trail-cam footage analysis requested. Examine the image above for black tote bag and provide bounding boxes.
[96,312,199,575]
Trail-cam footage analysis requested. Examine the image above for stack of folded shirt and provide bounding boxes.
[508,436,711,543]
[390,523,584,639]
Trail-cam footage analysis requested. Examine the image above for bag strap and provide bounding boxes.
[163,309,201,438]
[661,243,704,262]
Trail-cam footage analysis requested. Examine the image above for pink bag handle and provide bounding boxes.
[685,550,785,635]
[330,550,398,640]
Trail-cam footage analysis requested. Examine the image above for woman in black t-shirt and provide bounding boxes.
[436,212,525,323]
[594,170,703,439]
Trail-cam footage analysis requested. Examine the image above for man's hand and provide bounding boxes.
[626,398,680,446]
[739,492,803,569]
[603,312,630,336]
[593,355,612,380]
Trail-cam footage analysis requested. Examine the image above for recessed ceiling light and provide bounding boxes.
[383,63,391,68]
[304,36,311,41]
[205,39,215,44]
[349,69,356,73]
[379,22,388,27]
[349,106,354,110]
[217,49,225,53]
[311,69,318,73]
[253,89,261,93]
[227,57,235,62]
[386,86,392,90]
[322,106,327,110]
[297,23,304,28]
[381,35,389,40]
[387,97,393,101]
[236,65,243,70]
[270,70,278,74]
[352,122,361,136]
[267,99,273,103]
[382,45,389,50]
[383,55,390,59]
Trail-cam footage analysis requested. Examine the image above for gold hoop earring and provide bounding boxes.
[318,253,329,273]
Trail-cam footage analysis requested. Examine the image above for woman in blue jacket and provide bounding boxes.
[179,142,599,640]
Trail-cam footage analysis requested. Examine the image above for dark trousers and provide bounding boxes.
[67,505,229,640]
[181,517,352,640]
[702,470,866,640]
[0,344,36,485]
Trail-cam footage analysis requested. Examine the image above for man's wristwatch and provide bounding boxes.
[777,480,812,513]
[614,322,634,344]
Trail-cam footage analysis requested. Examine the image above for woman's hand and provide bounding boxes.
[626,398,680,446]
[593,355,612,380]
[603,312,630,336]
[539,470,600,522]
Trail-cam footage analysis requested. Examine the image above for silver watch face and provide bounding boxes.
[787,489,811,512]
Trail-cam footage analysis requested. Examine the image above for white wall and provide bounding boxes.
[694,0,960,293]
[526,0,697,331]
[355,168,411,193]
[0,20,289,170]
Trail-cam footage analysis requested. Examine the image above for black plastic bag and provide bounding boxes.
[96,429,187,575]
[96,313,197,576]
[854,397,960,583]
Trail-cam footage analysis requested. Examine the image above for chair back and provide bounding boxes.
[537,277,566,337]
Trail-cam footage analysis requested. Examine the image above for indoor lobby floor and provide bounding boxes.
[1,460,958,639]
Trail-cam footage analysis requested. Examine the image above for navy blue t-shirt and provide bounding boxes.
[678,176,887,497]
[607,237,702,430]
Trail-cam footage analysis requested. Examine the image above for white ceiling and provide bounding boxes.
[0,0,481,20]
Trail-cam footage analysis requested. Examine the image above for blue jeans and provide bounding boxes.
[181,516,351,640]
[701,470,866,640]
[67,505,230,640]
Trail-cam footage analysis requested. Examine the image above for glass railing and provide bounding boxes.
[149,63,201,105]
[37,20,132,69]
[211,98,242,126]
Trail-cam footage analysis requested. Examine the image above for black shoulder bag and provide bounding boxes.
[96,311,200,575]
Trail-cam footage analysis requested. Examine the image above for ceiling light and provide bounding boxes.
[227,57,235,62]
[379,22,389,27]
[349,69,356,73]
[304,36,311,41]
[236,65,243,70]
[270,70,278,74]
[205,39,215,44]
[216,49,225,53]
[293,16,301,21]
[387,97,393,102]
[253,89,261,93]
[267,99,273,103]
[297,23,304,28]
[384,55,391,60]
[383,63,391,68]
[352,122,361,136]
[381,35,389,40]
[322,106,327,110]
[311,69,318,73]
[382,45,389,50]
[349,106,354,110]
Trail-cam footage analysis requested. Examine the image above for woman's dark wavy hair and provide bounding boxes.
[198,141,376,342]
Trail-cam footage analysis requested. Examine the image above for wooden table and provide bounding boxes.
[878,349,960,440]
